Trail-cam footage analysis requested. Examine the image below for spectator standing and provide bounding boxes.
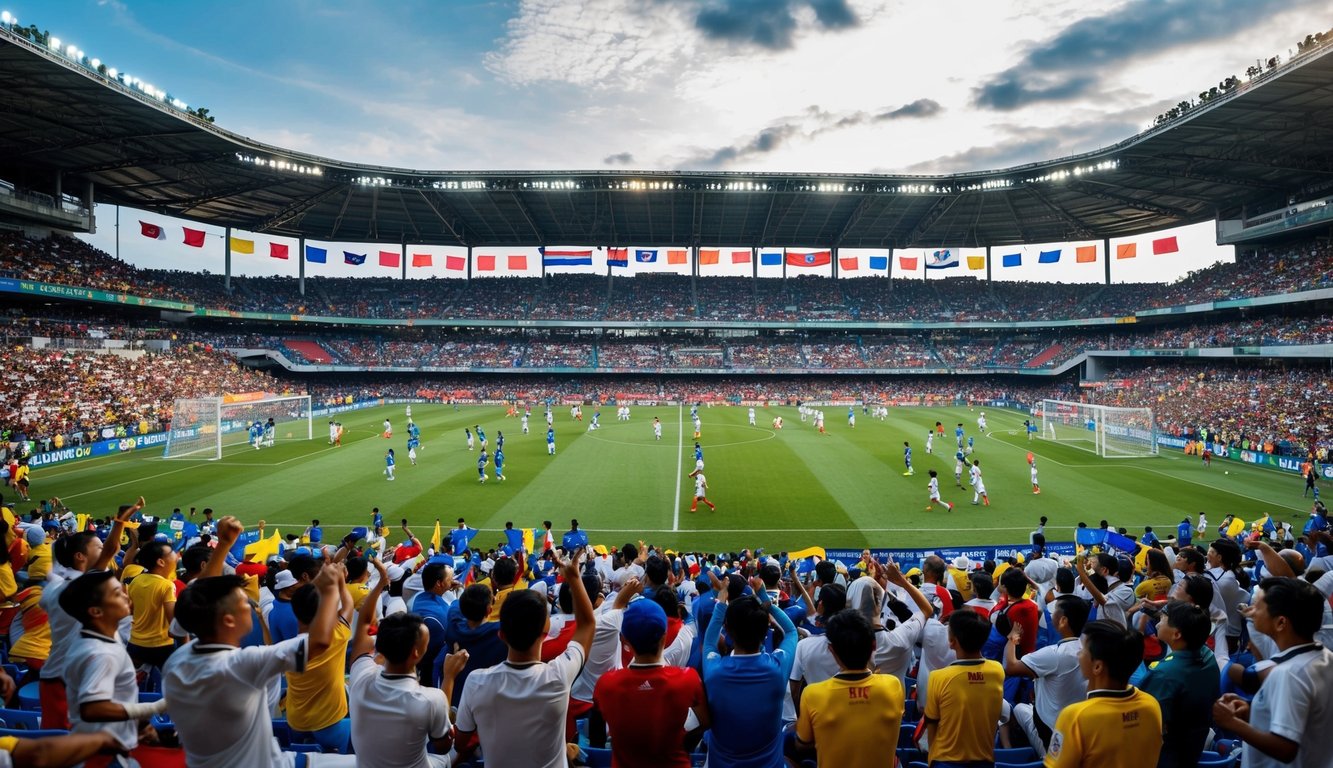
[923,609,1004,767]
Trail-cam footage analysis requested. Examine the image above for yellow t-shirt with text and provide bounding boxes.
[924,659,1004,763]
[285,620,352,731]
[797,672,904,766]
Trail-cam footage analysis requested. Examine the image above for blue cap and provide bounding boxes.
[295,546,313,557]
[349,526,368,541]
[620,599,668,653]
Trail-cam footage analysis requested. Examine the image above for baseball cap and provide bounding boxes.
[620,599,668,653]
[273,570,298,591]
[294,546,313,558]
[386,564,405,582]
[952,555,972,571]
[24,526,45,546]
[904,567,922,578]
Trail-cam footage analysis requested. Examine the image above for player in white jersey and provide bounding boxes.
[748,407,756,426]
[799,405,808,422]
[383,418,392,439]
[689,472,716,512]
[1029,455,1041,494]
[970,460,989,506]
[977,411,988,434]
[329,420,337,444]
[405,404,412,420]
[926,469,954,512]
[546,409,554,426]
[1197,512,1207,535]
[925,431,934,454]
[815,412,826,435]
[653,417,662,441]
[521,413,529,434]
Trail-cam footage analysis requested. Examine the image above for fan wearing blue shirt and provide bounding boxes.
[450,519,478,555]
[503,522,524,553]
[703,573,798,768]
[562,519,588,551]
[1177,516,1193,548]
[412,562,454,684]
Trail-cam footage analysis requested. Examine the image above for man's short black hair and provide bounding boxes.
[176,575,248,637]
[345,555,369,582]
[814,560,836,584]
[498,588,548,651]
[1176,548,1207,573]
[560,574,599,614]
[723,596,770,653]
[1052,595,1091,635]
[824,609,874,670]
[1163,601,1210,650]
[57,569,118,627]
[1082,620,1144,684]
[375,613,427,664]
[1259,576,1324,639]
[650,583,681,621]
[53,531,99,569]
[136,541,174,571]
[947,608,991,653]
[458,583,493,623]
[491,557,517,586]
[969,572,995,601]
[1000,568,1027,599]
[287,554,320,582]
[291,583,320,625]
[644,555,669,586]
[759,562,782,588]
[181,545,212,577]
[622,543,639,562]
[817,583,847,615]
[423,562,449,592]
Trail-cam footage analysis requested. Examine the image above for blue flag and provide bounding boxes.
[635,249,657,263]
[1002,253,1022,268]
[1075,528,1107,547]
[1038,249,1061,264]
[344,251,367,266]
[868,255,889,270]
[1105,531,1138,554]
[760,252,783,266]
[305,246,327,264]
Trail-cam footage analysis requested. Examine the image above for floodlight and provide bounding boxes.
[49,36,60,49]
[90,58,100,68]
[1,11,10,23]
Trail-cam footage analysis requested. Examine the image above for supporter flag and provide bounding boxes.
[1225,517,1246,538]
[1038,249,1061,264]
[839,256,858,271]
[760,251,783,266]
[1076,245,1097,263]
[445,254,466,271]
[607,248,629,267]
[244,530,282,564]
[967,255,985,270]
[787,251,832,267]
[508,254,528,270]
[1134,544,1149,574]
[1254,513,1277,537]
[344,251,366,266]
[1105,531,1138,555]
[230,237,255,254]
[731,250,751,264]
[228,528,266,562]
[183,227,207,248]
[429,520,442,553]
[271,243,290,260]
[522,527,536,554]
[477,254,496,271]
[667,249,688,265]
[540,247,594,267]
[898,255,918,271]
[139,221,165,240]
[1075,527,1107,548]
[1002,253,1022,268]
[699,249,720,265]
[411,252,432,267]
[925,249,959,270]
[868,255,888,271]
[305,245,328,263]
[635,249,658,263]
[1116,243,1137,260]
[379,251,400,268]
[1152,236,1179,255]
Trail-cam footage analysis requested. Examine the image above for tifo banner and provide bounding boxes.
[0,277,195,311]
[222,392,271,404]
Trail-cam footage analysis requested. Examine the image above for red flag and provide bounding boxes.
[1152,236,1179,255]
[445,255,466,271]
[270,243,289,260]
[508,254,528,271]
[731,250,751,264]
[786,251,832,267]
[411,253,432,267]
[477,254,496,271]
[139,221,165,240]
[182,227,206,247]
[899,255,918,271]
[1075,245,1097,263]
[698,249,720,265]
[839,257,858,271]
[1116,243,1137,260]
[667,249,688,265]
[379,251,400,268]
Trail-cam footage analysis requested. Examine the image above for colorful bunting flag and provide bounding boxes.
[270,243,289,260]
[411,253,432,267]
[230,237,254,254]
[445,255,466,271]
[139,221,165,240]
[344,251,366,266]
[635,249,658,263]
[835,257,854,272]
[760,252,783,266]
[1038,249,1061,264]
[699,249,720,265]
[1002,253,1022,267]
[1076,245,1097,263]
[966,255,986,270]
[868,256,888,271]
[305,246,327,263]
[898,255,918,271]
[508,254,528,271]
[926,250,959,270]
[183,227,206,248]
[477,254,496,271]
[1116,243,1137,260]
[607,248,629,267]
[1153,236,1179,255]
[430,520,442,553]
[731,250,751,264]
[541,247,594,266]
[379,251,400,268]
[787,251,832,267]
[667,249,688,265]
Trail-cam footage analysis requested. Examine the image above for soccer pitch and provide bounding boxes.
[27,404,1309,552]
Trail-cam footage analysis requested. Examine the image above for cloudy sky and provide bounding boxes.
[18,0,1331,279]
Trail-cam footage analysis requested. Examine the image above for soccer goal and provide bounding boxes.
[1038,399,1157,458]
[163,395,312,460]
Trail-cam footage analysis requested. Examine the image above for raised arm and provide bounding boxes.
[559,549,595,658]
[307,562,346,659]
[702,577,730,678]
[351,559,389,659]
[1074,554,1107,605]
[92,496,144,572]
[884,562,934,620]
[1245,539,1294,579]
[204,516,243,579]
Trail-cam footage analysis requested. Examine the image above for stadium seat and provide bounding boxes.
[997,761,1044,768]
[995,746,1039,762]
[0,726,71,738]
[272,718,292,747]
[288,743,322,754]
[16,682,39,711]
[1197,755,1237,768]
[583,746,613,767]
[0,707,41,729]
[897,723,916,748]
[902,698,918,722]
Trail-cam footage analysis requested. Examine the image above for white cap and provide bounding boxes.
[952,555,972,571]
[273,570,298,591]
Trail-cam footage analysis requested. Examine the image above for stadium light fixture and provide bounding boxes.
[1,11,10,24]
[49,36,60,49]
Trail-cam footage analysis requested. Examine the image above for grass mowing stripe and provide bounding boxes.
[673,403,683,531]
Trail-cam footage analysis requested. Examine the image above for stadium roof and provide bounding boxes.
[3,30,1333,249]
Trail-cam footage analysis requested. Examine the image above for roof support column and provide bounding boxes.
[986,246,992,283]
[831,246,838,279]
[298,237,305,296]
[401,238,407,281]
[1103,237,1111,285]
[85,180,95,234]
[224,226,232,291]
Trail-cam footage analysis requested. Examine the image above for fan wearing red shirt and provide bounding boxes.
[593,598,709,768]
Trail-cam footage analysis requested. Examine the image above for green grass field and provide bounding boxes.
[24,404,1312,552]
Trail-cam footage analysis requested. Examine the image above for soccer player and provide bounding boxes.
[955,422,965,449]
[977,411,988,434]
[847,406,855,429]
[328,419,337,444]
[386,448,396,481]
[476,425,487,448]
[690,472,716,512]
[250,421,262,450]
[383,418,393,439]
[465,427,474,451]
[935,421,944,436]
[1027,419,1038,441]
[588,411,600,432]
[966,435,975,456]
[927,469,954,511]
[521,412,530,434]
[815,411,825,435]
[405,404,412,420]
[653,416,662,441]
[692,442,705,476]
[926,430,934,454]
[546,427,556,456]
[748,407,756,426]
[902,441,914,476]
[955,449,967,488]
[496,431,505,451]
[477,449,488,483]
[1030,455,1041,494]
[408,420,421,448]
[693,416,702,440]
[334,422,344,446]
[407,434,419,466]
[1045,621,1163,768]
[546,408,554,427]
[494,448,506,481]
[970,460,989,506]
[264,417,276,447]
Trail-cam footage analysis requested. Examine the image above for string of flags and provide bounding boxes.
[136,221,1187,273]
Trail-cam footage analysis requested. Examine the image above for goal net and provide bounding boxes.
[1038,399,1157,458]
[164,395,312,460]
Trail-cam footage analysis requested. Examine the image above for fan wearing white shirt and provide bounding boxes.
[164,517,346,768]
[1003,595,1090,756]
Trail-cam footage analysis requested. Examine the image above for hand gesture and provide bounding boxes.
[314,562,347,592]
[556,547,583,580]
[882,561,906,587]
[441,649,470,680]
[215,516,244,544]
[615,577,643,608]
[1212,693,1249,728]
[749,576,767,601]
[1008,623,1023,644]
[372,557,388,581]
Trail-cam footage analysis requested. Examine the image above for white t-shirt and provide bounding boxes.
[694,475,707,496]
[789,635,840,686]
[570,607,624,703]
[348,655,451,768]
[873,614,924,682]
[164,636,307,768]
[38,564,80,682]
[1019,637,1086,728]
[1099,581,1137,628]
[914,618,957,712]
[1246,644,1333,768]
[66,629,140,752]
[456,644,588,768]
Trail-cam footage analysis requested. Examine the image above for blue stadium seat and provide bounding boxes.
[897,723,917,748]
[16,682,40,711]
[995,746,1039,762]
[997,761,1044,768]
[287,743,321,754]
[0,726,71,738]
[272,718,291,747]
[0,707,41,729]
[583,746,613,767]
[1197,755,1237,768]
[902,698,918,722]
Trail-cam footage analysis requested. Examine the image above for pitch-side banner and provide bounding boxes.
[28,432,170,468]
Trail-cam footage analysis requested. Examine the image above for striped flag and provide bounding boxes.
[541,247,593,266]
[607,248,629,267]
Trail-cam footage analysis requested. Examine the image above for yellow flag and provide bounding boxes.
[787,546,826,561]
[430,520,442,553]
[1226,517,1246,538]
[245,529,282,563]
[76,513,90,532]
[230,237,255,254]
[522,528,535,554]
[966,255,986,270]
[1133,544,1149,574]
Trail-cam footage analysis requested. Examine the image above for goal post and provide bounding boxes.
[164,394,312,460]
[1038,399,1157,458]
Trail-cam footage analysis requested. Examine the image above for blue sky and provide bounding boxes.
[12,0,1328,279]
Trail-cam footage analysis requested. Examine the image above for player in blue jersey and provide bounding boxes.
[264,417,276,447]
[690,442,705,477]
[494,447,506,481]
[903,441,914,476]
[407,434,420,465]
[546,427,556,456]
[477,448,489,483]
[408,420,421,445]
[1176,516,1192,548]
[496,430,504,450]
[465,427,474,451]
[249,421,262,450]
[476,425,487,448]
[385,448,396,481]
[955,422,965,449]
[965,435,975,456]
[955,449,967,488]
[372,508,384,533]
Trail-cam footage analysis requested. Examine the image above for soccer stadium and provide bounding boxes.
[0,4,1330,768]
